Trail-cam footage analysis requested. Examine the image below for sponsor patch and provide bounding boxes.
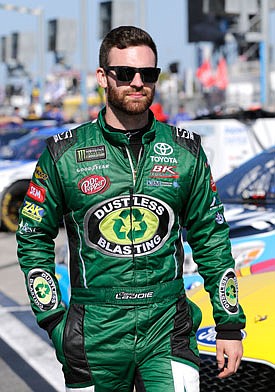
[215,211,224,224]
[78,174,110,195]
[151,143,177,164]
[84,194,174,257]
[115,291,154,300]
[27,181,46,203]
[34,166,48,181]
[150,164,179,179]
[53,130,73,142]
[219,268,239,314]
[76,145,106,162]
[154,142,174,156]
[22,201,45,222]
[18,220,40,234]
[210,175,217,192]
[146,179,173,187]
[210,195,222,210]
[76,163,110,173]
[28,268,58,311]
[175,128,194,140]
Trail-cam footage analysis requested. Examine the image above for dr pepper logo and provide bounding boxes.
[78,174,110,195]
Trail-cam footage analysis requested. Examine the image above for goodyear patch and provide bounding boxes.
[34,165,48,181]
[28,268,58,311]
[22,200,45,222]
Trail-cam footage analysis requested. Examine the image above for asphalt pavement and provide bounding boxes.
[0,229,67,392]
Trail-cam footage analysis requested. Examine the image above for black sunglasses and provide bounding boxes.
[104,66,161,83]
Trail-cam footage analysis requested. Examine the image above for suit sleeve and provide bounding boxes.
[183,144,246,340]
[16,145,66,336]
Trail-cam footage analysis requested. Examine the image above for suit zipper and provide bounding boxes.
[125,146,143,272]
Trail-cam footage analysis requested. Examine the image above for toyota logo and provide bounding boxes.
[154,143,173,156]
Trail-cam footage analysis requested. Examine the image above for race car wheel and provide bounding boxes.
[1,180,30,232]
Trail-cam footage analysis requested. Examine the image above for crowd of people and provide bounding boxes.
[0,99,194,130]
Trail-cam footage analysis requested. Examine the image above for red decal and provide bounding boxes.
[78,175,110,195]
[150,164,179,178]
[210,175,217,192]
[27,181,46,203]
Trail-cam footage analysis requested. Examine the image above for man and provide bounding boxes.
[17,26,245,392]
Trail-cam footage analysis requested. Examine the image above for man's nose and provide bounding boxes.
[130,72,144,86]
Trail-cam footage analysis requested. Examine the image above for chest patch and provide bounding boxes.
[84,194,174,257]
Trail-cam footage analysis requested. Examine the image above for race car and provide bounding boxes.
[187,271,275,391]
[0,125,76,231]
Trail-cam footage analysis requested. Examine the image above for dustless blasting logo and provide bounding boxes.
[84,194,174,257]
[219,268,239,314]
[28,269,58,311]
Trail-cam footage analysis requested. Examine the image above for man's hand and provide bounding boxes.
[216,339,243,379]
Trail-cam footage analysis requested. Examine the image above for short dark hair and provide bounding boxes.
[99,25,158,68]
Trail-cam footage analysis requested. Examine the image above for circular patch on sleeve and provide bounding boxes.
[28,268,58,311]
[219,268,239,314]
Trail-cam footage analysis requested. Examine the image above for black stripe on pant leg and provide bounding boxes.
[134,367,146,392]
[171,296,200,367]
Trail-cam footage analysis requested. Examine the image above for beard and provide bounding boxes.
[106,83,155,115]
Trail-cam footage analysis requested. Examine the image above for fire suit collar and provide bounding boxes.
[97,107,156,146]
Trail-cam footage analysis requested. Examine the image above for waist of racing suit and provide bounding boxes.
[70,279,185,305]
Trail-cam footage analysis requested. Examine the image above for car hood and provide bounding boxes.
[188,271,275,367]
[0,159,34,170]
[224,203,275,237]
[0,159,37,192]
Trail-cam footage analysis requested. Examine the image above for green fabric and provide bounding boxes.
[16,108,245,389]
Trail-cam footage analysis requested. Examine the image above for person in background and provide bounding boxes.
[26,104,39,120]
[41,101,65,125]
[150,100,169,122]
[12,106,22,118]
[41,102,53,119]
[0,113,23,127]
[16,25,245,392]
[170,103,192,127]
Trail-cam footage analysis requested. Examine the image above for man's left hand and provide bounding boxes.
[216,339,243,379]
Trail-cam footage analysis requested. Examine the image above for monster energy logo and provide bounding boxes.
[76,145,106,162]
[84,194,174,257]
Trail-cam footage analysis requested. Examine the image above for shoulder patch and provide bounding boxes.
[46,127,78,162]
[171,126,201,157]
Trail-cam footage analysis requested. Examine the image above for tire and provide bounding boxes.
[1,180,30,232]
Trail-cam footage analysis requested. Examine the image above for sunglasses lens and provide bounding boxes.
[106,66,160,83]
[141,68,160,83]
[116,68,136,82]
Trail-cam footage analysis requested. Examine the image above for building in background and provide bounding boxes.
[0,0,275,119]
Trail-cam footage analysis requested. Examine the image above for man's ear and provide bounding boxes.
[96,67,107,88]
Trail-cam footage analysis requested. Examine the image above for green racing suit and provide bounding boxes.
[16,108,246,391]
